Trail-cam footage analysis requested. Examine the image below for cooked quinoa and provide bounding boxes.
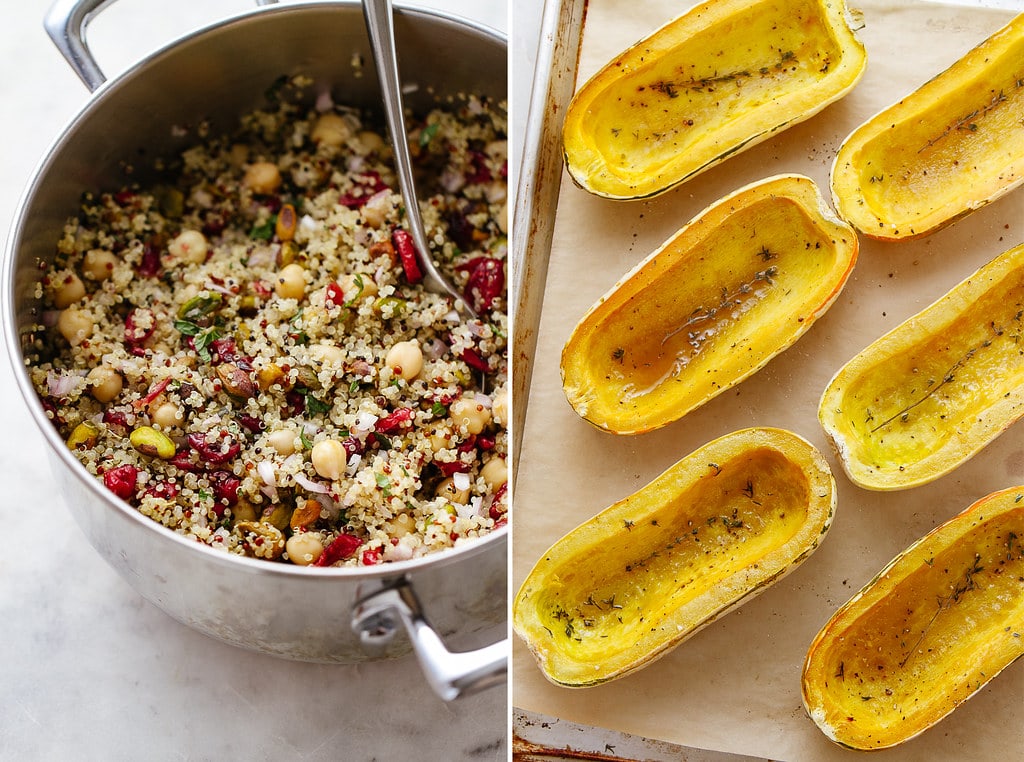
[27,76,508,567]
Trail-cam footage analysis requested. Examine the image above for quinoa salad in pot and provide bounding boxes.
[26,76,509,567]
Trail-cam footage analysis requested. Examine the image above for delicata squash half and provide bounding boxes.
[820,242,1024,491]
[514,427,836,687]
[562,0,866,199]
[831,13,1024,240]
[802,486,1024,750]
[561,174,857,435]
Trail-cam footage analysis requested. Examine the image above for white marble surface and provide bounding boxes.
[0,1,509,760]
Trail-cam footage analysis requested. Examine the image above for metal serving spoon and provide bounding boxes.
[362,0,477,318]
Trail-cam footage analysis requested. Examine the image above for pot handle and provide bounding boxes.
[352,577,507,701]
[44,0,279,91]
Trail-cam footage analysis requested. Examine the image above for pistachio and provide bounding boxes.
[373,296,407,319]
[67,420,100,450]
[277,240,301,268]
[216,362,256,399]
[291,498,322,531]
[130,425,177,458]
[262,503,294,533]
[256,362,288,391]
[276,203,298,241]
[234,520,285,560]
[231,497,259,525]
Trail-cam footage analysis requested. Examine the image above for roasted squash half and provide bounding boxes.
[831,13,1024,240]
[802,486,1024,750]
[562,0,867,200]
[514,427,836,687]
[561,174,858,435]
[820,242,1024,491]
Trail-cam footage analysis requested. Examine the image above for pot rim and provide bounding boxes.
[2,0,508,581]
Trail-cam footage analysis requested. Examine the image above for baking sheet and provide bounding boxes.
[512,1,1024,760]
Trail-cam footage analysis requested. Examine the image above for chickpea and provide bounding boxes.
[57,307,93,346]
[309,343,344,367]
[490,388,509,427]
[450,396,491,435]
[339,273,378,301]
[311,113,353,147]
[52,272,86,308]
[387,512,415,539]
[357,130,385,154]
[311,438,347,480]
[268,429,297,456]
[86,366,123,403]
[275,262,306,299]
[361,191,392,229]
[426,422,453,453]
[286,532,324,566]
[385,340,423,381]
[151,401,183,430]
[243,161,282,194]
[168,229,209,264]
[480,456,508,491]
[436,476,470,504]
[82,249,118,281]
[227,143,249,167]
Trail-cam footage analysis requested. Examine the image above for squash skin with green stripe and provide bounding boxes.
[561,174,857,435]
[513,427,836,687]
[802,486,1024,750]
[562,0,866,200]
[820,242,1024,491]
[831,13,1024,240]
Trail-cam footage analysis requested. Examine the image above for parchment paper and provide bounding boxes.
[512,1,1024,760]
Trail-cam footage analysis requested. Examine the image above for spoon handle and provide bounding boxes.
[363,0,475,314]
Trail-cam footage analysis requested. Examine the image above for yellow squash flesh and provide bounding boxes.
[562,0,866,200]
[820,242,1024,491]
[514,427,836,687]
[831,13,1024,240]
[561,174,858,435]
[802,486,1024,750]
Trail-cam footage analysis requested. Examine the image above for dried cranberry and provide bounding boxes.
[134,378,171,411]
[338,171,389,208]
[391,229,423,284]
[236,413,264,434]
[144,481,180,501]
[476,434,496,451]
[466,149,492,184]
[488,482,508,521]
[460,347,491,374]
[137,243,162,278]
[436,460,470,476]
[458,257,504,314]
[104,464,138,501]
[375,407,414,435]
[124,308,156,347]
[187,432,241,465]
[168,449,201,473]
[283,390,305,417]
[211,338,250,366]
[314,534,363,567]
[361,547,383,566]
[445,209,476,251]
[209,471,241,510]
[457,435,478,454]
[325,281,345,309]
[342,436,364,457]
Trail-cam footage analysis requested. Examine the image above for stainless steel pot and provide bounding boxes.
[3,0,507,701]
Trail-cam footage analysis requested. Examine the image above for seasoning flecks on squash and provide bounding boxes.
[563,0,867,199]
[819,241,1024,490]
[561,174,857,435]
[802,486,1024,750]
[514,427,836,687]
[831,13,1024,239]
